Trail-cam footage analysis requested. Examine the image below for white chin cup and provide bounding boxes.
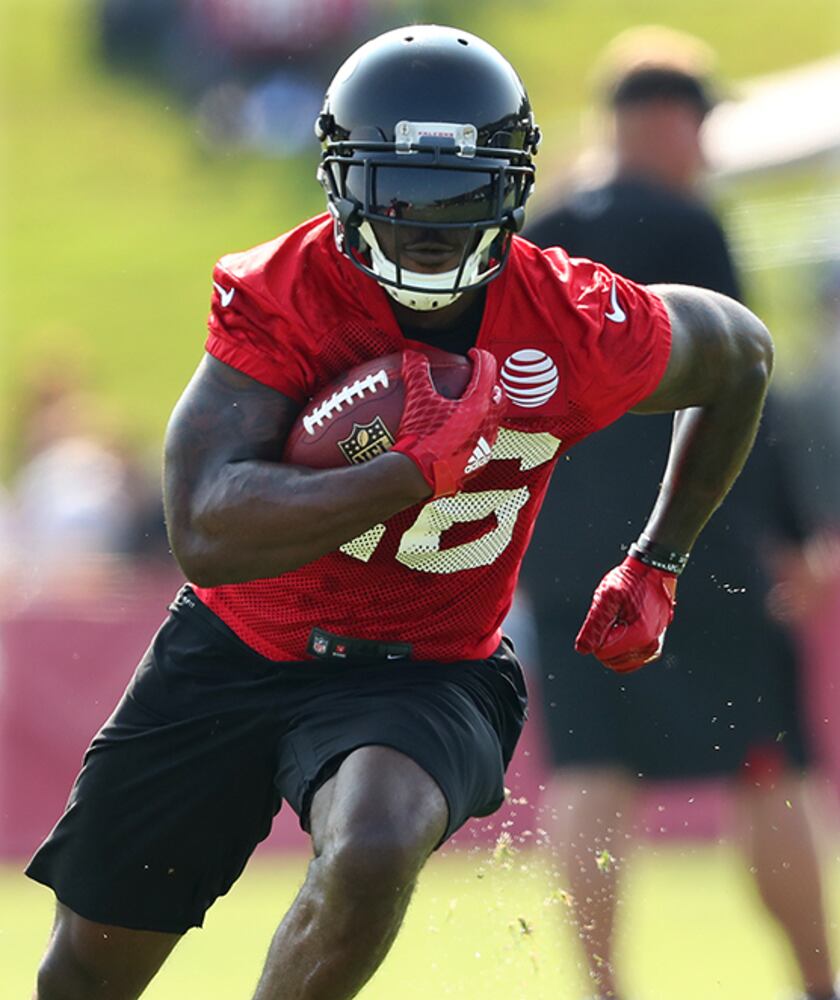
[359,223,497,312]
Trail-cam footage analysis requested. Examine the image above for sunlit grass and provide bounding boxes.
[3,843,838,998]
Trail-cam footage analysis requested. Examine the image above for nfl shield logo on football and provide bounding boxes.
[338,417,395,464]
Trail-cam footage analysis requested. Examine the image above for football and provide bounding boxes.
[283,347,472,468]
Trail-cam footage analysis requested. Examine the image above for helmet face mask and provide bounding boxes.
[316,26,539,311]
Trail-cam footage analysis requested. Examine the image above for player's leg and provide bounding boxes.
[252,745,448,1000]
[33,903,180,1000]
[734,768,837,999]
[28,591,292,1000]
[543,766,635,1000]
[256,642,527,1000]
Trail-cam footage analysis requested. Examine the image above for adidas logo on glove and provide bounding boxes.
[464,436,492,475]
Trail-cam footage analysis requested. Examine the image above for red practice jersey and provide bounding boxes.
[193,214,671,662]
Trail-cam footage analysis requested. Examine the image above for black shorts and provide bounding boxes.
[26,588,527,934]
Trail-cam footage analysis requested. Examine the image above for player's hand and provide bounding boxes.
[392,347,504,498]
[575,556,678,673]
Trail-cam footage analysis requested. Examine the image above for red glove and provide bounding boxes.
[575,555,678,673]
[392,347,504,498]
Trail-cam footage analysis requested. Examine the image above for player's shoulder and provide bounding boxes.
[503,235,670,367]
[214,213,337,305]
[489,238,670,433]
[508,234,618,310]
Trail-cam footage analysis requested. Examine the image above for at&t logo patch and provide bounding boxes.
[500,349,559,408]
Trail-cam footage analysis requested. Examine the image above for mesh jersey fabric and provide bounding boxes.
[193,214,671,662]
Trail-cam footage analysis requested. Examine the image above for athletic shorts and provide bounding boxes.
[26,587,527,934]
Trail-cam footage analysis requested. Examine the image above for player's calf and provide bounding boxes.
[252,833,431,1000]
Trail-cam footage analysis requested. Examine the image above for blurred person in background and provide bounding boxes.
[96,0,427,156]
[9,355,169,601]
[522,27,838,1000]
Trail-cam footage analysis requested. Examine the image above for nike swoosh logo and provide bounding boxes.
[213,280,235,307]
[605,278,626,323]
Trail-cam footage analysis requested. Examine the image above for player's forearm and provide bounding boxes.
[642,367,770,554]
[168,453,429,585]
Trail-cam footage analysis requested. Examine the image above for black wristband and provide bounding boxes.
[628,534,689,576]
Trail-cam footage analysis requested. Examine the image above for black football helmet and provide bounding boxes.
[316,25,540,311]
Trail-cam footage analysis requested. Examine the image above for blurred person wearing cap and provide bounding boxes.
[523,27,838,1000]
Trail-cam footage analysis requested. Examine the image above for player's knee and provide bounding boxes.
[35,910,147,1000]
[322,823,427,901]
[36,949,108,1000]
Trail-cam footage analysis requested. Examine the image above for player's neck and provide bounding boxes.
[389,287,484,336]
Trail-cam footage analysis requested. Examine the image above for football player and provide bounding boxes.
[27,25,773,1000]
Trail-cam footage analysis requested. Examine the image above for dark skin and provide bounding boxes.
[33,247,772,999]
[633,283,774,553]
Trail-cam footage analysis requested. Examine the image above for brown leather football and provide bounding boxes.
[282,348,472,468]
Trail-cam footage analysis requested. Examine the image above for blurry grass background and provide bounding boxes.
[3,0,840,472]
[2,846,839,998]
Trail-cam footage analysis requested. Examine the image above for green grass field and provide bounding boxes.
[3,844,838,998]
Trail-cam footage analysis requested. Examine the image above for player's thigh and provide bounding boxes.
[279,646,527,852]
[37,902,180,999]
[309,745,448,863]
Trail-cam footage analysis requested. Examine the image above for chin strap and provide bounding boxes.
[358,222,497,312]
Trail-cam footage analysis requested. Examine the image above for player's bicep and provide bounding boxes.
[164,354,300,523]
[632,285,771,414]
